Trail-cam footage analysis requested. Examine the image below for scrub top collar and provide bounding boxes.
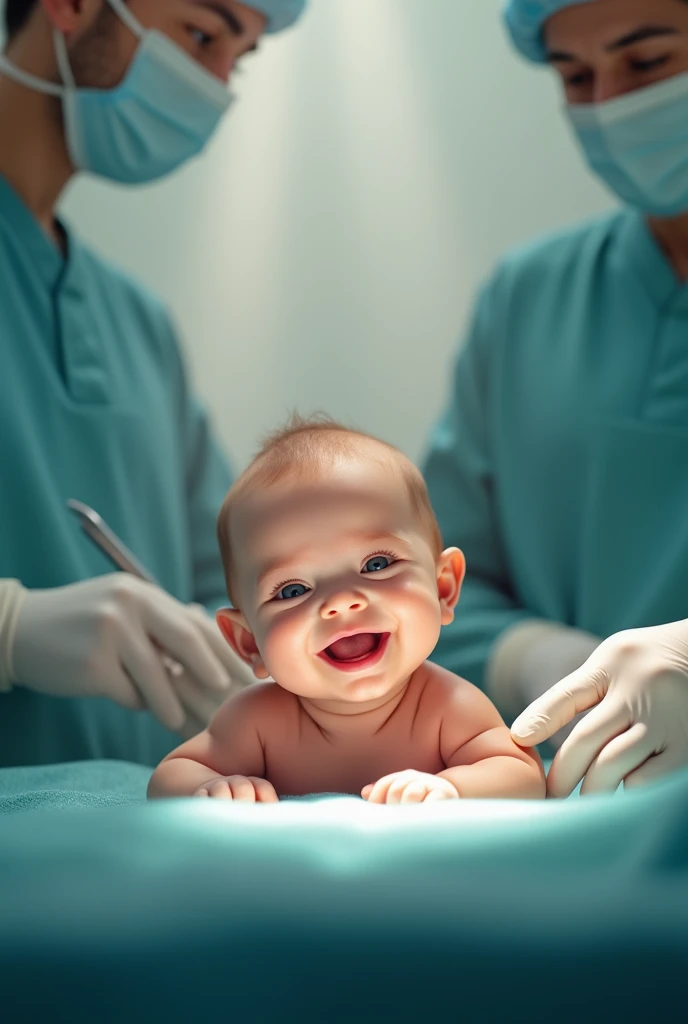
[0,172,70,291]
[619,207,688,314]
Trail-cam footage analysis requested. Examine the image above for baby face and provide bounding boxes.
[219,453,464,711]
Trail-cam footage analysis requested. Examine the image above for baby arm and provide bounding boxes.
[147,684,277,801]
[438,680,545,799]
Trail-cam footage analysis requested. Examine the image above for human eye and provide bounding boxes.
[630,54,670,73]
[361,551,398,574]
[565,68,593,87]
[272,582,310,601]
[190,28,212,45]
[186,10,225,48]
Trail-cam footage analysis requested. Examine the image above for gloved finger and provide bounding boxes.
[143,598,231,694]
[547,709,591,753]
[511,663,610,746]
[121,635,186,732]
[186,607,254,688]
[177,715,206,742]
[624,750,687,790]
[580,723,656,795]
[173,672,228,728]
[546,701,629,798]
[111,670,146,712]
[187,605,232,661]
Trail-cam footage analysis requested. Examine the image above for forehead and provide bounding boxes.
[545,0,688,52]
[231,450,416,563]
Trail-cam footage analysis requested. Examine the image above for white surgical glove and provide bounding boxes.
[173,603,254,737]
[4,575,240,733]
[511,619,688,797]
[487,620,601,749]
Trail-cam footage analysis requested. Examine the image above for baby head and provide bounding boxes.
[216,416,465,711]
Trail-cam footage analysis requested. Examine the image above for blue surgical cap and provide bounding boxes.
[245,0,308,34]
[503,0,598,62]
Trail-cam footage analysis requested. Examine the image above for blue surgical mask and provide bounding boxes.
[0,0,233,184]
[567,73,688,218]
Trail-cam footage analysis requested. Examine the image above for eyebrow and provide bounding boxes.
[196,1,261,55]
[200,2,245,34]
[546,25,679,63]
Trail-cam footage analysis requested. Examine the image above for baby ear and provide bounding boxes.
[215,608,270,680]
[436,548,466,625]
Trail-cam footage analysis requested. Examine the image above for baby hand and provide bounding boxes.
[362,770,460,804]
[193,775,279,802]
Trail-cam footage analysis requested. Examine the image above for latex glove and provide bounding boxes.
[193,775,279,802]
[173,603,255,737]
[10,575,235,732]
[511,620,688,797]
[487,620,601,750]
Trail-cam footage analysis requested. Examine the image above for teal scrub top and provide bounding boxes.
[0,175,234,768]
[423,209,688,692]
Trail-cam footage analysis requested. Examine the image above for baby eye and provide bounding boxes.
[362,555,393,574]
[276,583,310,601]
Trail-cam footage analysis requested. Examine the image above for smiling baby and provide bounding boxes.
[148,416,545,803]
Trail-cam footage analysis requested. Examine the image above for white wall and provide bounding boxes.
[34,1,615,469]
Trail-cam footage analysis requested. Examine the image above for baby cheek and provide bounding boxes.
[394,580,443,650]
[260,607,310,679]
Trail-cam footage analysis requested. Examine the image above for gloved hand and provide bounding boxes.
[511,619,688,796]
[487,620,600,749]
[9,575,241,733]
[173,603,254,737]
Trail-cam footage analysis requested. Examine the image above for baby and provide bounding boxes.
[148,417,545,803]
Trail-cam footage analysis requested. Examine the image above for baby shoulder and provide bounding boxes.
[212,682,293,731]
[420,662,504,720]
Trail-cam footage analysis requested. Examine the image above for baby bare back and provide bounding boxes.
[170,662,524,797]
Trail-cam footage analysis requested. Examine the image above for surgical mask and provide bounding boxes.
[0,0,233,184]
[567,73,688,218]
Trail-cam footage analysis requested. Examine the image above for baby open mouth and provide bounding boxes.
[322,632,386,663]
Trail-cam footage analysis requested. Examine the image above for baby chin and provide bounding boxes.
[314,632,411,702]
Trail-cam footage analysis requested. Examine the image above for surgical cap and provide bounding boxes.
[244,0,308,34]
[503,0,598,62]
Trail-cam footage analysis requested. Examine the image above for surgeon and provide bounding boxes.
[423,0,688,796]
[0,0,306,768]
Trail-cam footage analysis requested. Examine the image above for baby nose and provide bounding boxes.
[320,589,369,619]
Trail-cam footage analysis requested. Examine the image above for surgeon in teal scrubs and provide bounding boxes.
[424,0,688,795]
[0,0,306,768]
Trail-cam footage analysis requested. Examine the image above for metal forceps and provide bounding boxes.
[67,499,183,678]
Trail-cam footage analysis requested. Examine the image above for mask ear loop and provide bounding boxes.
[52,0,145,91]
[53,30,76,90]
[53,0,147,92]
[0,50,64,97]
[105,0,145,40]
[0,0,145,97]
